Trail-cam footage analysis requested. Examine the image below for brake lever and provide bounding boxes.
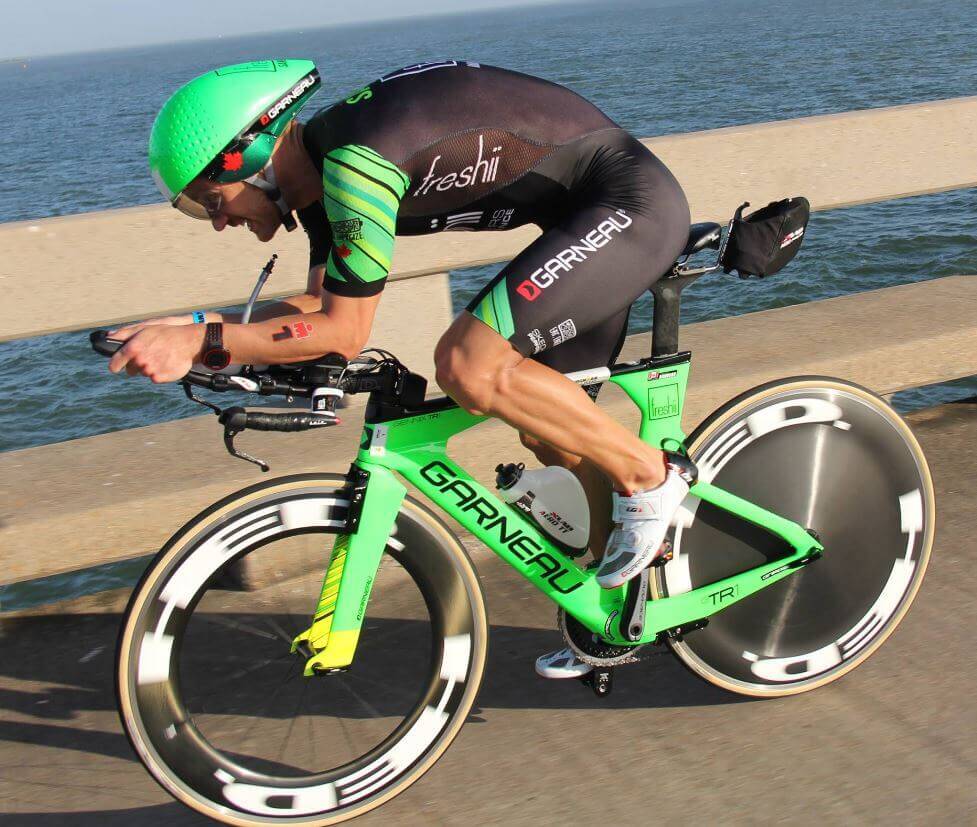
[220,408,270,472]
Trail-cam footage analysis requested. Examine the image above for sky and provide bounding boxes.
[2,0,579,60]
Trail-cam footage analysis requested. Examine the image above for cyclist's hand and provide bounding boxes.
[109,315,197,339]
[108,325,205,383]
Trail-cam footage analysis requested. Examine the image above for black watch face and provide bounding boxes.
[203,348,231,370]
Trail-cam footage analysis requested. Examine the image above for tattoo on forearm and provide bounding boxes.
[271,321,315,342]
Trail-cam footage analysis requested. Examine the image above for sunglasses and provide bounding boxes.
[173,188,224,220]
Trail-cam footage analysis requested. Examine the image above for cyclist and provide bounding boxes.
[111,59,694,680]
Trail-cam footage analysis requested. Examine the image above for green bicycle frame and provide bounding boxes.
[298,354,823,674]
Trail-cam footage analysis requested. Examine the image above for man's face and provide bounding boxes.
[182,179,282,242]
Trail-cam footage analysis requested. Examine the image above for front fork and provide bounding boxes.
[291,463,404,675]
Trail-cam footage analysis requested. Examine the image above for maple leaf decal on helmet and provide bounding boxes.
[222,151,244,172]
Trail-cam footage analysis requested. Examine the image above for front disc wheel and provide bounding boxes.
[116,474,488,825]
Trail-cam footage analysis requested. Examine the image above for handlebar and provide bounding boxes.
[218,407,337,432]
[91,328,360,399]
[87,329,426,471]
[89,329,371,469]
[90,331,124,358]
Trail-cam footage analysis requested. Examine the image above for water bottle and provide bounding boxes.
[495,463,590,552]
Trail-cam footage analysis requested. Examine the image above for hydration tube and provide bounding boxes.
[241,253,278,323]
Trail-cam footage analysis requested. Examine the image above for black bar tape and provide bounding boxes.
[89,330,123,357]
[244,412,335,432]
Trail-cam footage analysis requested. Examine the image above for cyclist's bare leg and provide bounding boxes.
[435,312,667,494]
[519,432,612,558]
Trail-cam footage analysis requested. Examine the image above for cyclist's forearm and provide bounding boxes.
[220,313,362,364]
[210,292,324,324]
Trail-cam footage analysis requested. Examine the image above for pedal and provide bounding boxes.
[580,666,613,698]
[651,538,673,567]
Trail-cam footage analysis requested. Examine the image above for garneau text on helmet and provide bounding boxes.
[260,73,318,126]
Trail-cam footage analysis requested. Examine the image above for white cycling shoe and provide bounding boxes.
[539,456,697,676]
[535,647,593,679]
[595,462,693,590]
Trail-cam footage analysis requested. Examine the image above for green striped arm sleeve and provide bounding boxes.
[321,144,410,297]
[471,279,516,339]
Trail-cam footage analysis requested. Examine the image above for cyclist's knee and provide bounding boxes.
[434,340,494,414]
[435,325,520,415]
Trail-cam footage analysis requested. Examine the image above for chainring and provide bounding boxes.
[558,608,644,667]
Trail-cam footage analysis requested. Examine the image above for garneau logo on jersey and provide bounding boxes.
[259,73,317,126]
[413,134,502,196]
[516,210,633,302]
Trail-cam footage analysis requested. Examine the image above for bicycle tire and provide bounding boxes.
[116,473,488,825]
[652,377,935,697]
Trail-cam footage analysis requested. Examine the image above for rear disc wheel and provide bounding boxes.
[654,378,935,697]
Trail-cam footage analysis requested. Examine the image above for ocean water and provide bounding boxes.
[1,0,976,455]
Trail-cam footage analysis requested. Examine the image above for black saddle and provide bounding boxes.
[681,222,722,258]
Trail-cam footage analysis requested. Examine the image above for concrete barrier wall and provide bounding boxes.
[2,275,975,587]
[3,96,976,343]
[3,98,977,596]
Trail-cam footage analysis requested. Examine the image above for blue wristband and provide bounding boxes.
[191,311,206,324]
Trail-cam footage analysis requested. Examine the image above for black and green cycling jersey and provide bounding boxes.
[296,60,619,297]
[297,60,690,367]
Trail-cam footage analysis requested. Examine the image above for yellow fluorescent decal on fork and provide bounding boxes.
[303,630,361,674]
[291,535,350,655]
[316,535,349,616]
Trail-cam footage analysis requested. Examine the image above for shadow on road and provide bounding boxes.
[0,568,754,822]
[0,608,747,771]
[2,611,745,712]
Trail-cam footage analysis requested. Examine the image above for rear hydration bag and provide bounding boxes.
[720,197,810,278]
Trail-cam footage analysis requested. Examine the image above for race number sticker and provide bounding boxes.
[370,425,389,457]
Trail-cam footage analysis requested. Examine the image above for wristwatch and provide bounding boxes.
[201,322,231,370]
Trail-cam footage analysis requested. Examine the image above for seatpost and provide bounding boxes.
[651,217,731,358]
[649,274,701,358]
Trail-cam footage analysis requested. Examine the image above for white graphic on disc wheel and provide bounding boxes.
[660,393,916,682]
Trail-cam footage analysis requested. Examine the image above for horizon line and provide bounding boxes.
[3,0,591,62]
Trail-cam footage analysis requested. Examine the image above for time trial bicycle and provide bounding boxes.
[91,216,934,825]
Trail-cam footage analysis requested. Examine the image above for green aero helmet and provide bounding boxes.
[149,59,321,224]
